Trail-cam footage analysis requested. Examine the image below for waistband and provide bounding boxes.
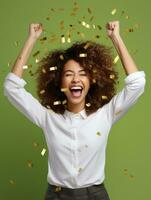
[47,182,105,195]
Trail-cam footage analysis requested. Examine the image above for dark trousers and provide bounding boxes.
[44,182,110,200]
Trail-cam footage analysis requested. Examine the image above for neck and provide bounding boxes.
[67,101,85,113]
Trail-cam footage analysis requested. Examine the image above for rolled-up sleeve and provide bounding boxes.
[106,70,146,125]
[3,72,47,128]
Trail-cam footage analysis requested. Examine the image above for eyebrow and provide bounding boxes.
[63,69,86,74]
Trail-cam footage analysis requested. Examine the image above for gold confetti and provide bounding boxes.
[60,20,64,30]
[61,35,65,43]
[88,8,92,14]
[33,142,39,147]
[101,95,108,100]
[96,131,101,136]
[125,15,129,19]
[23,65,28,69]
[128,28,134,32]
[79,53,87,57]
[40,37,47,41]
[115,110,122,115]
[84,42,91,49]
[62,99,67,105]
[95,35,100,39]
[85,24,90,29]
[35,58,40,63]
[50,66,57,71]
[59,54,64,60]
[81,21,86,26]
[92,69,97,73]
[86,103,91,107]
[92,24,96,29]
[33,51,40,57]
[14,41,19,47]
[67,37,71,43]
[42,68,46,73]
[129,175,135,179]
[109,74,115,79]
[27,160,33,168]
[40,89,45,94]
[9,180,15,185]
[90,16,94,22]
[111,8,117,15]
[46,105,51,109]
[53,101,61,105]
[92,79,96,83]
[97,25,102,30]
[41,148,46,156]
[113,55,119,64]
[55,186,61,192]
[61,88,69,92]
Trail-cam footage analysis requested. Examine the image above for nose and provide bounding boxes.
[72,74,80,83]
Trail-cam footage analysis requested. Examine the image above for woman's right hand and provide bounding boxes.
[28,23,43,41]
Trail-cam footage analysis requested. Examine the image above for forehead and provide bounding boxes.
[63,59,84,71]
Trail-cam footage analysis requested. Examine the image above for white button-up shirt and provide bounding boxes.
[3,71,146,188]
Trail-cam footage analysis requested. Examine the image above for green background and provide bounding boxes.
[0,0,150,199]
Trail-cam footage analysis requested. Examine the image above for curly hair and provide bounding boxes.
[35,40,119,116]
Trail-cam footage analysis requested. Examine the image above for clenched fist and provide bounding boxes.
[106,21,120,38]
[28,23,43,40]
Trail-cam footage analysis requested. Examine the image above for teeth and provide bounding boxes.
[70,86,82,90]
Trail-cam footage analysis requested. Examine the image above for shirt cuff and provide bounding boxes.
[124,70,145,84]
[5,72,27,87]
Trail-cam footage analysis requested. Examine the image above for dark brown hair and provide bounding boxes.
[35,40,119,115]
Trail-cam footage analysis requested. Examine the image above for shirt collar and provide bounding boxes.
[64,109,87,120]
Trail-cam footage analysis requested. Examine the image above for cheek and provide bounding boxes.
[61,77,69,88]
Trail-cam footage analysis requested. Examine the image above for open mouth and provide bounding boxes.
[69,86,83,97]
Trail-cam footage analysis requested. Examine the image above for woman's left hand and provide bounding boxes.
[106,21,120,38]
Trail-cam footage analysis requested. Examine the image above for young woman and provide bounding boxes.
[3,21,146,200]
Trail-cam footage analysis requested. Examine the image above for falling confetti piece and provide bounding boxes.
[61,88,69,92]
[92,79,96,83]
[40,90,45,94]
[79,53,87,57]
[41,148,47,156]
[86,103,91,107]
[92,24,96,29]
[55,186,62,192]
[42,68,46,73]
[101,95,108,100]
[33,51,40,57]
[23,65,28,69]
[109,74,115,79]
[96,131,101,136]
[67,37,71,43]
[27,160,33,168]
[60,54,64,60]
[33,142,39,147]
[50,66,57,71]
[115,110,122,115]
[35,58,40,63]
[40,37,47,41]
[111,8,117,15]
[113,55,119,64]
[53,101,61,105]
[9,180,15,185]
[97,25,102,30]
[61,35,66,43]
[88,8,92,14]
[84,42,91,49]
[14,41,19,47]
[62,99,67,105]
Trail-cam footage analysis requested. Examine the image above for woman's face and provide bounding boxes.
[61,59,90,110]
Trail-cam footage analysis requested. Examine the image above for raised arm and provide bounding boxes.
[3,23,48,128]
[104,21,146,125]
[106,20,138,75]
[11,23,42,78]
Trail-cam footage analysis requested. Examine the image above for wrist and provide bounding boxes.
[26,36,38,44]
